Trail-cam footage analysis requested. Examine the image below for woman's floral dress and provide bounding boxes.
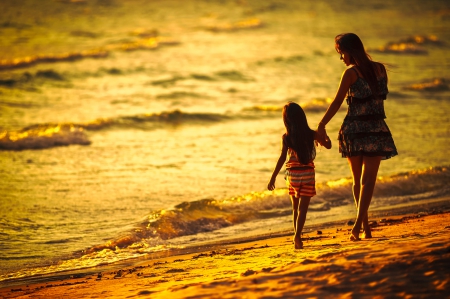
[338,65,398,159]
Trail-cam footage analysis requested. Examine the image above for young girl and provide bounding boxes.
[268,102,331,249]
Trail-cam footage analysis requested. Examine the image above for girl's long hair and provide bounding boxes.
[282,102,316,164]
[335,33,380,96]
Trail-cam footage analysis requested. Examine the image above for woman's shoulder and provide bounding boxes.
[372,61,385,68]
[342,66,359,78]
[341,66,359,85]
[372,61,387,77]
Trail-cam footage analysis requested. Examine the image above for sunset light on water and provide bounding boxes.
[0,0,449,297]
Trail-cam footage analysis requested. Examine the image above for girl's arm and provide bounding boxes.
[268,140,288,191]
[314,131,332,149]
[317,68,356,138]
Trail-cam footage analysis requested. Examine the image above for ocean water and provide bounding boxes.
[1,0,449,285]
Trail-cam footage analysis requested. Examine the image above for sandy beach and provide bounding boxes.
[2,0,450,296]
[1,211,449,299]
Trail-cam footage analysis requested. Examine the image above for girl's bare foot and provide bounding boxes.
[294,236,303,249]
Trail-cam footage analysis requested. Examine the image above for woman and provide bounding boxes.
[317,33,398,241]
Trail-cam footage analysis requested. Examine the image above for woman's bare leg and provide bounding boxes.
[347,156,371,238]
[350,156,382,240]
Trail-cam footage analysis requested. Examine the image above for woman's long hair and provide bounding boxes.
[335,33,380,96]
[282,102,316,164]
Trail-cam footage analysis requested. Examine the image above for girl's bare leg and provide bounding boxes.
[290,195,300,246]
[347,156,371,238]
[294,196,311,249]
[290,195,299,235]
[349,156,382,240]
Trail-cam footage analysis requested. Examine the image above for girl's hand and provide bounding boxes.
[323,135,332,149]
[267,179,276,191]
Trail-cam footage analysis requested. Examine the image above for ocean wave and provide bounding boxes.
[2,166,448,282]
[0,37,179,71]
[83,166,450,254]
[0,49,108,71]
[114,37,179,52]
[300,98,333,112]
[109,110,229,128]
[0,110,229,151]
[203,18,263,32]
[214,70,253,81]
[243,98,332,114]
[370,35,445,55]
[243,105,282,112]
[404,78,449,92]
[0,125,91,151]
[148,71,250,88]
[243,3,286,15]
[0,21,31,30]
[319,166,450,208]
[0,67,250,92]
[0,69,66,89]
[82,189,291,254]
[155,91,207,99]
[375,166,450,198]
[255,55,304,66]
[0,97,334,151]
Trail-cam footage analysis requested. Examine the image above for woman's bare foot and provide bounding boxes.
[349,228,360,241]
[350,234,360,241]
[294,236,303,249]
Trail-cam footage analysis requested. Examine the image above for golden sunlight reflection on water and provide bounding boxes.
[1,0,449,284]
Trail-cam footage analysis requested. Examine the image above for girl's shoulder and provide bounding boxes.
[282,133,289,146]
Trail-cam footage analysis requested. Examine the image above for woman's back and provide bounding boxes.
[346,63,388,119]
[348,63,388,99]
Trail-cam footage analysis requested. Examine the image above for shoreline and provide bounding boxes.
[1,198,449,283]
[2,197,449,289]
[1,210,449,298]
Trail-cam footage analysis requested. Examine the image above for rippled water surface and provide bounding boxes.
[1,0,449,284]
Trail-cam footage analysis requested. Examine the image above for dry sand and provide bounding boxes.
[1,212,449,299]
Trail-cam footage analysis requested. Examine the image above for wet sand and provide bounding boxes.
[1,212,449,298]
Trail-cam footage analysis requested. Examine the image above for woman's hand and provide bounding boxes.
[316,123,327,141]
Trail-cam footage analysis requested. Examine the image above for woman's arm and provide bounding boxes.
[317,68,356,137]
[268,140,288,191]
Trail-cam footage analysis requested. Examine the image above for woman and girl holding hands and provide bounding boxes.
[268,33,398,249]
